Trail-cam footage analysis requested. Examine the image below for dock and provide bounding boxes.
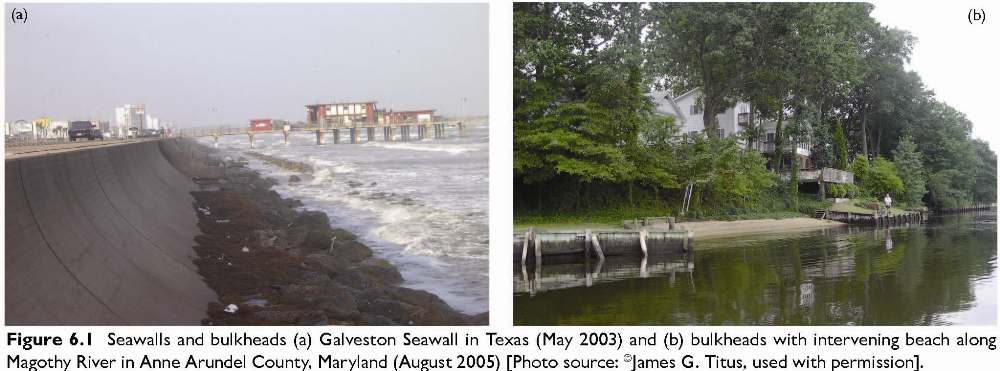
[815,209,926,227]
[513,228,693,263]
[176,121,465,149]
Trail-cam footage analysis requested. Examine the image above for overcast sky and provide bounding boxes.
[5,3,488,128]
[871,1,997,150]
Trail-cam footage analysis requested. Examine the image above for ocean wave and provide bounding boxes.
[362,141,479,155]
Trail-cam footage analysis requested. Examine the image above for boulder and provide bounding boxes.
[352,258,403,285]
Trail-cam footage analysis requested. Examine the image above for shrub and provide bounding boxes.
[849,155,904,198]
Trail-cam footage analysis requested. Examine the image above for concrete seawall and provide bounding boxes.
[5,140,216,324]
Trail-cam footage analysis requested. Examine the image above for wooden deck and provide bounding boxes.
[780,167,854,184]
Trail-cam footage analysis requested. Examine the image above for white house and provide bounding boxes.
[647,87,754,140]
[648,87,812,168]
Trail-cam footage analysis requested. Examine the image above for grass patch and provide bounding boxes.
[514,206,812,229]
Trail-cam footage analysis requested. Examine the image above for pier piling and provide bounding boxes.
[638,229,648,257]
[592,234,605,260]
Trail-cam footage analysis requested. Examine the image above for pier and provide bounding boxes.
[176,121,466,148]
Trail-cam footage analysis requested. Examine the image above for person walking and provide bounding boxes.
[884,193,893,215]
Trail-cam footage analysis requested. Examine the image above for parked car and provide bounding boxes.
[138,129,161,138]
[68,121,102,141]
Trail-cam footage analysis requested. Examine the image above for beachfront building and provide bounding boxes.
[648,87,812,170]
[115,104,146,135]
[306,101,378,128]
[305,101,438,128]
[384,109,436,125]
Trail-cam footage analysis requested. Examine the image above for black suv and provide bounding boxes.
[68,121,103,141]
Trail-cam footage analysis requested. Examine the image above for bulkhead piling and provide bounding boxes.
[514,228,692,263]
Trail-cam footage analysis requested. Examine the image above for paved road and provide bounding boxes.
[3,138,161,160]
[5,140,216,324]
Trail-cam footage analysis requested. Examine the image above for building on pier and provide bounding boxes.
[305,101,437,128]
[384,109,436,125]
[306,101,378,128]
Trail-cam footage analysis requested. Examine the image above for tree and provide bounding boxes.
[970,139,997,204]
[891,137,926,206]
[834,121,849,169]
[646,3,764,139]
[848,25,915,160]
[514,2,663,211]
[850,155,904,199]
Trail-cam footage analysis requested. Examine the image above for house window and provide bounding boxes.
[717,128,725,138]
[766,133,775,143]
[690,105,703,115]
[737,112,750,125]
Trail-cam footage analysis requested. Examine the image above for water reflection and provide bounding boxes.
[516,253,694,296]
[513,211,997,325]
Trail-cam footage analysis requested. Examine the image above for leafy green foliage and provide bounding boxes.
[927,170,973,210]
[834,121,849,170]
[891,137,927,206]
[850,155,904,199]
[514,2,995,219]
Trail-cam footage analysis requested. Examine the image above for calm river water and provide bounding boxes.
[513,211,996,325]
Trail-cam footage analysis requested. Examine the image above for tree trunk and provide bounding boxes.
[860,104,869,161]
[875,126,883,158]
[536,186,542,210]
[575,181,582,210]
[772,110,785,171]
[628,181,634,207]
[703,98,720,139]
[746,104,756,151]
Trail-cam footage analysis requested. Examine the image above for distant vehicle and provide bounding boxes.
[139,129,161,138]
[68,121,103,141]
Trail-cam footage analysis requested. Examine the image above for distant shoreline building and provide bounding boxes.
[115,104,146,133]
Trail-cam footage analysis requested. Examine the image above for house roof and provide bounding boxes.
[647,90,687,124]
[673,87,701,102]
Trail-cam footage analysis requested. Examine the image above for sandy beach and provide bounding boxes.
[678,218,845,240]
[516,217,846,241]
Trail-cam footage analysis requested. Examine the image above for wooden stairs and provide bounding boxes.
[813,209,828,220]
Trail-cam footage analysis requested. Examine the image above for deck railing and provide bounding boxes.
[780,167,854,184]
